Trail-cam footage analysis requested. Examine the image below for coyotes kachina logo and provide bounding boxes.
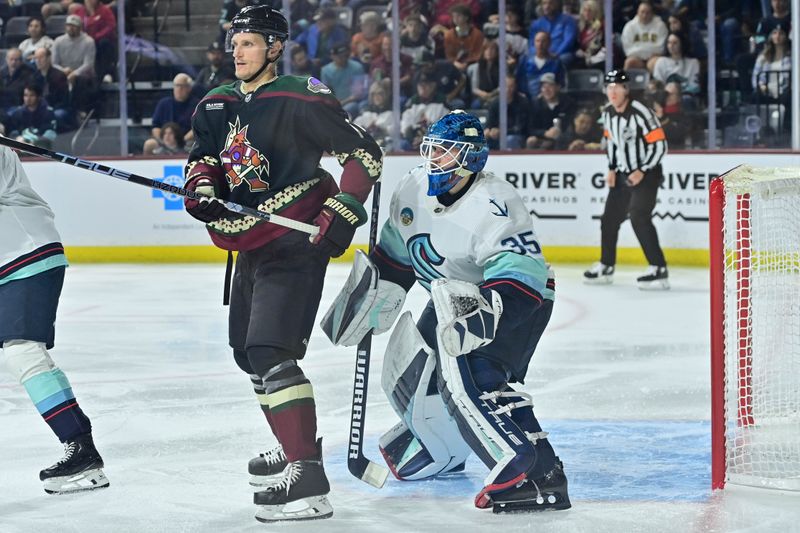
[220,117,269,191]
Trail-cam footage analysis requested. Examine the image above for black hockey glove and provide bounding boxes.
[184,177,228,223]
[311,194,368,258]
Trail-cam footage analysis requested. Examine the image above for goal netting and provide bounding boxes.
[709,165,800,491]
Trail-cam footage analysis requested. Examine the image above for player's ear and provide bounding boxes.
[268,40,284,60]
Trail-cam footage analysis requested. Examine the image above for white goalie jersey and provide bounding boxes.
[377,166,552,299]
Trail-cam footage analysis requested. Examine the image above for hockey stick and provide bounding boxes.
[346,180,390,489]
[0,136,319,236]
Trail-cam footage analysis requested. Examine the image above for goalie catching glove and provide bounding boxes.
[321,250,406,346]
[311,193,368,258]
[431,278,503,357]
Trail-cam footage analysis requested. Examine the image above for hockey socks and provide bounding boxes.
[261,361,318,461]
[4,340,92,442]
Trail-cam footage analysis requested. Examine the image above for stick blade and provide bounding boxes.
[349,457,389,488]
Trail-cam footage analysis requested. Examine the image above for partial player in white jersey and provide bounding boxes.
[323,111,570,513]
[0,145,108,494]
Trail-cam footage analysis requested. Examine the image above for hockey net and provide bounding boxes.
[709,165,800,491]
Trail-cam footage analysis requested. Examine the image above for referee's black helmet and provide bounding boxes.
[604,69,629,85]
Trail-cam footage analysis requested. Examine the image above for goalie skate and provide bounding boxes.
[253,458,332,522]
[481,459,571,514]
[40,434,110,494]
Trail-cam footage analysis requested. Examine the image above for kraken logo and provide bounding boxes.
[407,234,445,290]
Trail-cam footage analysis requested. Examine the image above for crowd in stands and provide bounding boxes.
[0,0,793,153]
[277,0,793,151]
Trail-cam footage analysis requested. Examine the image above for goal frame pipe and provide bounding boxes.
[735,194,754,429]
[709,177,727,490]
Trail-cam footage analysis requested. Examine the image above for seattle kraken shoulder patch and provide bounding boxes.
[400,207,414,226]
[307,77,331,94]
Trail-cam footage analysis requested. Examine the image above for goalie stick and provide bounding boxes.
[347,180,390,489]
[0,136,318,236]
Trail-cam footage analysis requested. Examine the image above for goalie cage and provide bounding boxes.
[709,165,800,491]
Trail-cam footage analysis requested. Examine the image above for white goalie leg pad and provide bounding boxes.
[437,352,534,488]
[431,279,503,357]
[2,340,56,383]
[320,250,406,346]
[380,312,471,479]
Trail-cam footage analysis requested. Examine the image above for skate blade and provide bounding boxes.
[249,473,286,488]
[492,495,571,514]
[637,279,670,290]
[254,495,333,522]
[583,277,613,285]
[43,468,109,494]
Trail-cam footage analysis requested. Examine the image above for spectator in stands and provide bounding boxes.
[667,11,706,59]
[486,72,530,149]
[350,11,384,66]
[441,4,485,71]
[354,79,393,149]
[556,109,602,150]
[517,31,565,101]
[290,43,320,78]
[368,34,413,96]
[736,0,791,95]
[33,47,73,131]
[652,32,701,96]
[400,71,449,151]
[41,0,76,19]
[621,1,668,71]
[429,0,481,29]
[400,12,434,63]
[51,14,95,83]
[415,50,467,109]
[19,17,54,62]
[466,39,500,109]
[293,7,351,69]
[754,0,791,50]
[196,41,235,92]
[648,90,689,148]
[525,72,574,150]
[0,48,36,113]
[5,84,58,148]
[321,42,368,118]
[575,0,606,68]
[529,0,578,67]
[151,122,188,156]
[483,8,529,58]
[142,73,199,155]
[752,24,792,102]
[51,14,95,112]
[73,0,117,83]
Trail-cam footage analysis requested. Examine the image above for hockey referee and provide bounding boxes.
[584,69,669,290]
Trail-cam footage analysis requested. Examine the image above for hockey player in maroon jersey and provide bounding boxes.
[182,5,383,523]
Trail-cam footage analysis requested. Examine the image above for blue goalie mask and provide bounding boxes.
[420,110,489,196]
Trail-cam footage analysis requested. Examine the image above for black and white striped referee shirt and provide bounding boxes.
[602,99,667,174]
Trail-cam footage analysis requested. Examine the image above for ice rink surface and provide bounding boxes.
[2,263,799,532]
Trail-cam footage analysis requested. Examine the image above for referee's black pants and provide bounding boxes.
[600,166,667,267]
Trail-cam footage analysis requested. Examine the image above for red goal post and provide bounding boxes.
[709,165,800,491]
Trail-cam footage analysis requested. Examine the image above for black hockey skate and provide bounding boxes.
[40,433,109,494]
[489,458,571,514]
[636,266,669,290]
[249,437,322,487]
[253,458,333,522]
[583,262,614,284]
